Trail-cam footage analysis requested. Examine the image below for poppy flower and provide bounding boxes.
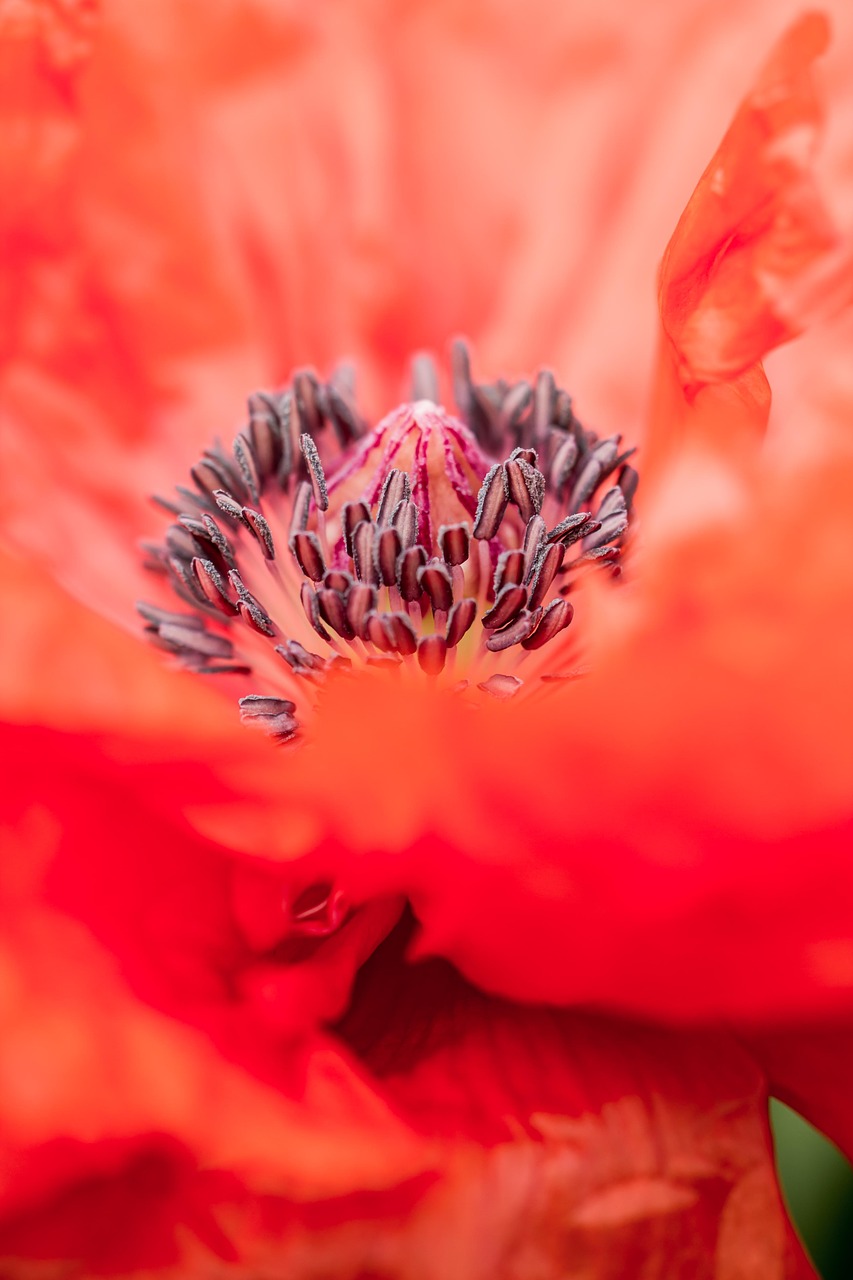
[2,2,853,1277]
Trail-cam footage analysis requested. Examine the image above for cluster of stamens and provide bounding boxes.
[140,342,638,741]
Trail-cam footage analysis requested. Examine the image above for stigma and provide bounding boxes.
[139,342,638,741]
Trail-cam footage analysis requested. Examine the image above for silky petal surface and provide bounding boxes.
[0,747,816,1277]
[648,14,853,480]
[0,543,240,737]
[4,0,853,618]
[659,14,841,389]
[3,4,853,1271]
[180,448,853,1027]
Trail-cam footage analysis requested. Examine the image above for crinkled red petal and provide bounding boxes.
[191,452,853,1027]
[648,14,851,480]
[0,832,815,1277]
[659,13,841,390]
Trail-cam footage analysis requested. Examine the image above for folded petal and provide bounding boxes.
[0,893,433,1209]
[325,922,815,1280]
[0,861,816,1277]
[0,730,437,1273]
[649,13,851,476]
[660,13,842,386]
[188,445,853,1028]
[746,1026,853,1168]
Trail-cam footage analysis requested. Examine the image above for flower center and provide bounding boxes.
[140,342,637,739]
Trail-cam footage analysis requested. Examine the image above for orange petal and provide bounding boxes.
[0,713,814,1275]
[660,12,839,384]
[0,729,433,1205]
[649,13,850,476]
[0,542,240,740]
[0,853,814,1275]
[188,448,853,1028]
[9,2,853,615]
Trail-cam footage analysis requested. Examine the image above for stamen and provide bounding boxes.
[140,345,638,739]
[384,613,418,656]
[479,673,523,700]
[390,500,420,548]
[532,369,556,438]
[352,521,380,586]
[547,512,595,547]
[324,569,353,594]
[239,694,298,740]
[288,480,313,548]
[233,432,261,505]
[157,623,234,660]
[299,433,329,512]
[277,640,326,674]
[232,576,276,637]
[214,489,244,521]
[411,352,440,404]
[191,557,237,615]
[347,583,377,639]
[242,508,276,560]
[446,598,477,648]
[325,381,361,446]
[376,470,411,525]
[498,382,533,437]
[418,633,447,675]
[569,436,620,510]
[418,561,454,615]
[318,588,355,641]
[366,613,395,654]
[485,609,540,651]
[398,546,428,602]
[522,598,574,650]
[548,434,579,496]
[504,453,545,524]
[472,464,508,540]
[292,531,326,582]
[377,527,403,586]
[300,583,332,642]
[438,523,470,567]
[482,585,528,631]
[494,549,525,593]
[342,501,370,557]
[294,371,324,438]
[528,542,565,611]
[247,390,288,479]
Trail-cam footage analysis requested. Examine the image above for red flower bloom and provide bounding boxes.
[2,3,853,1276]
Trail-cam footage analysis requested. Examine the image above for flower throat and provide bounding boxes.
[139,342,637,740]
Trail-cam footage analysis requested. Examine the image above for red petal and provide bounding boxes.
[320,925,816,1278]
[0,716,815,1274]
[196,449,853,1028]
[0,1138,241,1270]
[0,875,815,1275]
[0,543,240,737]
[0,911,432,1199]
[747,1027,853,1167]
[0,738,435,1272]
[660,13,839,387]
[8,3,853,613]
[649,13,850,476]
